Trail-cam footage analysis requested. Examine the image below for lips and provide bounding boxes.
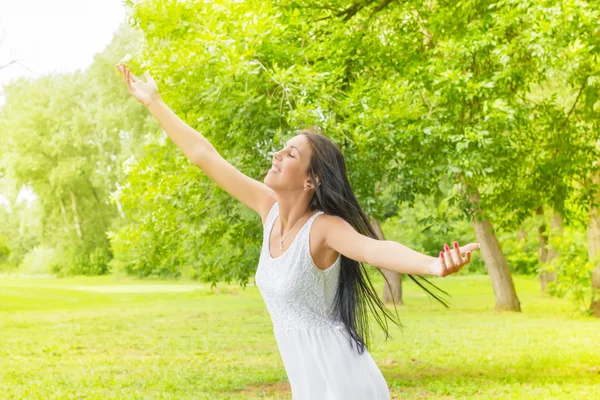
[270,163,281,173]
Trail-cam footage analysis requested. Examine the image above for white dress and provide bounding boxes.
[255,201,391,400]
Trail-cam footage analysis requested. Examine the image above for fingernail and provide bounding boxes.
[440,251,444,258]
[453,241,458,248]
[444,244,449,251]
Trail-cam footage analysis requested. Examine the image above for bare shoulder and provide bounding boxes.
[312,213,375,265]
[311,212,343,247]
[310,212,343,269]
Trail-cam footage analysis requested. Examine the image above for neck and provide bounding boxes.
[275,193,312,232]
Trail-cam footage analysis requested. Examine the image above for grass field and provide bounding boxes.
[0,273,598,399]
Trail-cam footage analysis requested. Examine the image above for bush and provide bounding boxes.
[19,246,58,275]
[500,235,540,275]
[541,228,595,314]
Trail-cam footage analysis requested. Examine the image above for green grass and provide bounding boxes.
[0,273,598,399]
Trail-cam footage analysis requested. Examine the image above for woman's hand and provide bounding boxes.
[115,63,161,107]
[428,241,480,277]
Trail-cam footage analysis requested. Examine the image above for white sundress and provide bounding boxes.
[255,201,391,400]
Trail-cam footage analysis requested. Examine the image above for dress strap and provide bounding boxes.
[307,209,324,225]
[264,201,279,235]
[301,209,325,245]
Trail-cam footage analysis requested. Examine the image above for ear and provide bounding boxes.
[305,175,321,189]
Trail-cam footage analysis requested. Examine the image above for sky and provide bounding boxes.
[0,0,128,207]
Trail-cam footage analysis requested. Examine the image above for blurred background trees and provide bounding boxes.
[0,0,598,316]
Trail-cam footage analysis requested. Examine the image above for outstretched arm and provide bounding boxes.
[322,215,480,276]
[115,63,276,220]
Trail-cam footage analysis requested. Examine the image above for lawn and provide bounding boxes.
[0,273,598,399]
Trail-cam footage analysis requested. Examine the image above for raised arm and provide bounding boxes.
[115,63,276,221]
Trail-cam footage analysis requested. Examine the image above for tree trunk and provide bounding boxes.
[537,207,562,293]
[536,206,548,263]
[517,226,527,242]
[467,187,521,311]
[586,171,600,317]
[370,218,403,305]
[536,206,551,293]
[59,195,70,232]
[544,211,561,293]
[69,189,83,240]
[115,182,126,219]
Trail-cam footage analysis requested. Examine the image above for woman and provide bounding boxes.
[115,63,480,399]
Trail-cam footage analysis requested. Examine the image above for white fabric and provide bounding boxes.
[255,201,391,400]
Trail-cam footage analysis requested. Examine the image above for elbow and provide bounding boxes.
[367,239,393,270]
[189,145,216,167]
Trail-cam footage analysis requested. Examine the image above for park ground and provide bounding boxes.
[0,273,598,399]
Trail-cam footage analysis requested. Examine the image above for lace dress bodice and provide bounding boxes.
[255,201,343,331]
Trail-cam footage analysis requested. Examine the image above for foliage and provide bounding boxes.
[112,0,567,282]
[0,0,599,316]
[542,227,596,314]
[496,214,542,276]
[0,24,150,275]
[0,181,42,271]
[0,236,10,265]
[18,246,59,275]
[500,235,540,276]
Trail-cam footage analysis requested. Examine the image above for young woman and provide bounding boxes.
[116,63,480,399]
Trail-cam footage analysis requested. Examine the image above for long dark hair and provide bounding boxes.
[297,127,450,355]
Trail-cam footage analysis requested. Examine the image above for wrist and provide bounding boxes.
[144,94,163,109]
[427,256,440,276]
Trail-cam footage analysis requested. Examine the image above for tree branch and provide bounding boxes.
[560,76,587,129]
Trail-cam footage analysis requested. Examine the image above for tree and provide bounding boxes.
[0,24,150,275]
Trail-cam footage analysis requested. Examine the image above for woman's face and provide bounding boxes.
[264,135,313,191]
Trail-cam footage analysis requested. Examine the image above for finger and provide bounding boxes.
[123,64,136,80]
[116,64,125,79]
[125,68,132,92]
[463,251,471,264]
[439,251,448,277]
[125,66,139,83]
[443,244,455,268]
[144,70,155,84]
[452,241,462,266]
[460,243,480,255]
[129,69,140,83]
[126,68,136,91]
